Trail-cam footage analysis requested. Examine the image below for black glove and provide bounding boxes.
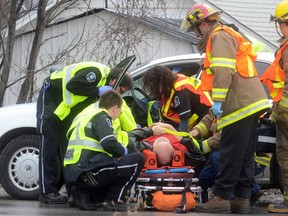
[129,128,153,141]
[136,141,153,152]
[126,137,138,153]
[181,137,203,155]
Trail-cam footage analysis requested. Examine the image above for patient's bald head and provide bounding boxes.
[153,137,174,166]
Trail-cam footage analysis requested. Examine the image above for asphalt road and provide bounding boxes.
[0,186,283,216]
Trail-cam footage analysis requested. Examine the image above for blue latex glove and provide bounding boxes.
[121,143,128,155]
[98,86,113,96]
[43,79,50,92]
[212,101,223,117]
[123,146,128,155]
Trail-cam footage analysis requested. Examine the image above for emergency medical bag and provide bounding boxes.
[152,191,196,212]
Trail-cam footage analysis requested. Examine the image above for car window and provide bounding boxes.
[124,61,201,99]
[169,63,201,77]
[255,61,270,77]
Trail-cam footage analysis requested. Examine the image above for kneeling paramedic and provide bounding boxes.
[37,62,133,204]
[63,90,145,211]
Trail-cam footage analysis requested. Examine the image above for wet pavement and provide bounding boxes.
[0,186,283,216]
[0,199,272,216]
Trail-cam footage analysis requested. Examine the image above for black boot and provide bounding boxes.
[70,186,98,210]
[39,192,67,204]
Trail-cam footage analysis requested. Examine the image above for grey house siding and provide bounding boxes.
[5,9,193,105]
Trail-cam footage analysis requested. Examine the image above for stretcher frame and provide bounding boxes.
[135,170,202,210]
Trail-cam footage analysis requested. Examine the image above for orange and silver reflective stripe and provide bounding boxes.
[212,88,228,100]
[210,57,236,70]
[279,96,288,109]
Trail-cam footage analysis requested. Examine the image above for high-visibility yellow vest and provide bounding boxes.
[50,62,110,120]
[64,106,114,167]
[162,74,212,128]
[113,100,136,146]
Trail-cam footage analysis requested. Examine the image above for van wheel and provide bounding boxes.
[0,134,40,200]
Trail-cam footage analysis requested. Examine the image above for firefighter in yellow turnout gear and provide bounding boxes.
[260,0,288,213]
[181,3,270,214]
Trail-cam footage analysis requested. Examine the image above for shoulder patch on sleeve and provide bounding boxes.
[173,96,180,108]
[86,72,96,82]
[106,118,112,128]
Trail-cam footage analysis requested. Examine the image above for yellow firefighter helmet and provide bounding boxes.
[271,0,288,23]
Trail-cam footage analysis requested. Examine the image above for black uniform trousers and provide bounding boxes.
[37,115,68,194]
[214,113,260,200]
[76,152,145,202]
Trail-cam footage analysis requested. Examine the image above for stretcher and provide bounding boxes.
[134,149,202,212]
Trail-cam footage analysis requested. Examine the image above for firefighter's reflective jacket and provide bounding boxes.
[260,41,288,104]
[162,74,212,128]
[50,62,110,120]
[202,25,258,92]
[201,24,270,129]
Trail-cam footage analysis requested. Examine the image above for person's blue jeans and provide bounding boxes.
[198,150,265,202]
[253,162,266,193]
